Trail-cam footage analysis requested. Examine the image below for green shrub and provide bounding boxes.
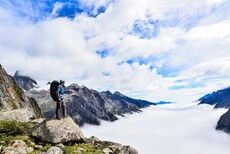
[0,120,34,136]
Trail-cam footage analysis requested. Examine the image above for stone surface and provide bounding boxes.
[101,141,138,154]
[103,147,113,154]
[29,117,85,144]
[9,140,27,148]
[127,146,139,154]
[2,140,34,154]
[46,147,63,154]
[0,108,35,122]
[216,109,230,133]
[86,136,101,145]
[30,118,46,124]
[56,143,65,149]
[34,145,43,150]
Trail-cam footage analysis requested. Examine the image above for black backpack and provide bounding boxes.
[50,80,60,101]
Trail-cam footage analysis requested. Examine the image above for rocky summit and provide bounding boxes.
[29,117,85,144]
[0,64,42,121]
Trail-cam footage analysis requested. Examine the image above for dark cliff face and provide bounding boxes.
[28,83,155,126]
[216,109,230,134]
[198,87,230,108]
[0,64,42,118]
[198,87,230,134]
[13,71,38,91]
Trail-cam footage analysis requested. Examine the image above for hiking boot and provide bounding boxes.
[56,116,61,120]
[63,115,69,118]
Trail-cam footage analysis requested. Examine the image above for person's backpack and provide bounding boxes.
[50,80,60,101]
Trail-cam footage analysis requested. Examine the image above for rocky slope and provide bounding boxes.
[216,109,230,133]
[27,83,155,126]
[0,64,42,121]
[0,117,138,154]
[13,71,38,91]
[198,87,230,108]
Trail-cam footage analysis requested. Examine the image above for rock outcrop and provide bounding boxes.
[1,137,138,154]
[13,71,38,91]
[198,87,230,108]
[28,83,155,126]
[2,140,34,154]
[216,109,230,133]
[86,136,138,154]
[0,115,138,153]
[0,64,42,121]
[29,117,85,144]
[0,108,36,122]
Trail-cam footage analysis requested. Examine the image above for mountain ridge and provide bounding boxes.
[28,83,155,126]
[198,87,230,108]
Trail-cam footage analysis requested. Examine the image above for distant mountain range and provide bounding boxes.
[198,87,230,108]
[13,71,156,126]
[27,83,155,126]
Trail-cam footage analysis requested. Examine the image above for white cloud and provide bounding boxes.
[82,103,230,154]
[185,20,230,40]
[0,0,230,102]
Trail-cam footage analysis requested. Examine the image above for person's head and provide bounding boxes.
[60,80,65,85]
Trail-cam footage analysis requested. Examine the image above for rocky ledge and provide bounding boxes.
[0,117,138,154]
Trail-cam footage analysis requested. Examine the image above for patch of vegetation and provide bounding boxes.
[0,120,34,136]
[62,143,102,154]
[0,135,31,146]
[13,85,24,98]
[11,100,18,109]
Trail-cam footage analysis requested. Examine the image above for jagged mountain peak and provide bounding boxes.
[14,70,20,77]
[68,83,80,88]
[101,90,112,95]
[13,71,38,91]
[113,91,126,97]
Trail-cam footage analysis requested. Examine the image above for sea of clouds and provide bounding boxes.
[82,102,230,154]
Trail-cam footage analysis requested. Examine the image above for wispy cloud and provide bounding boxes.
[0,0,230,102]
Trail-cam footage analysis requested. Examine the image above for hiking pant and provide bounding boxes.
[55,99,67,118]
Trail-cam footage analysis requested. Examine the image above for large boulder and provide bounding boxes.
[0,108,35,122]
[216,109,230,133]
[29,117,85,144]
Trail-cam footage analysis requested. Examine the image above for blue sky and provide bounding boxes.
[0,0,230,102]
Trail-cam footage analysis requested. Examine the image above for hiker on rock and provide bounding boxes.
[50,80,67,120]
